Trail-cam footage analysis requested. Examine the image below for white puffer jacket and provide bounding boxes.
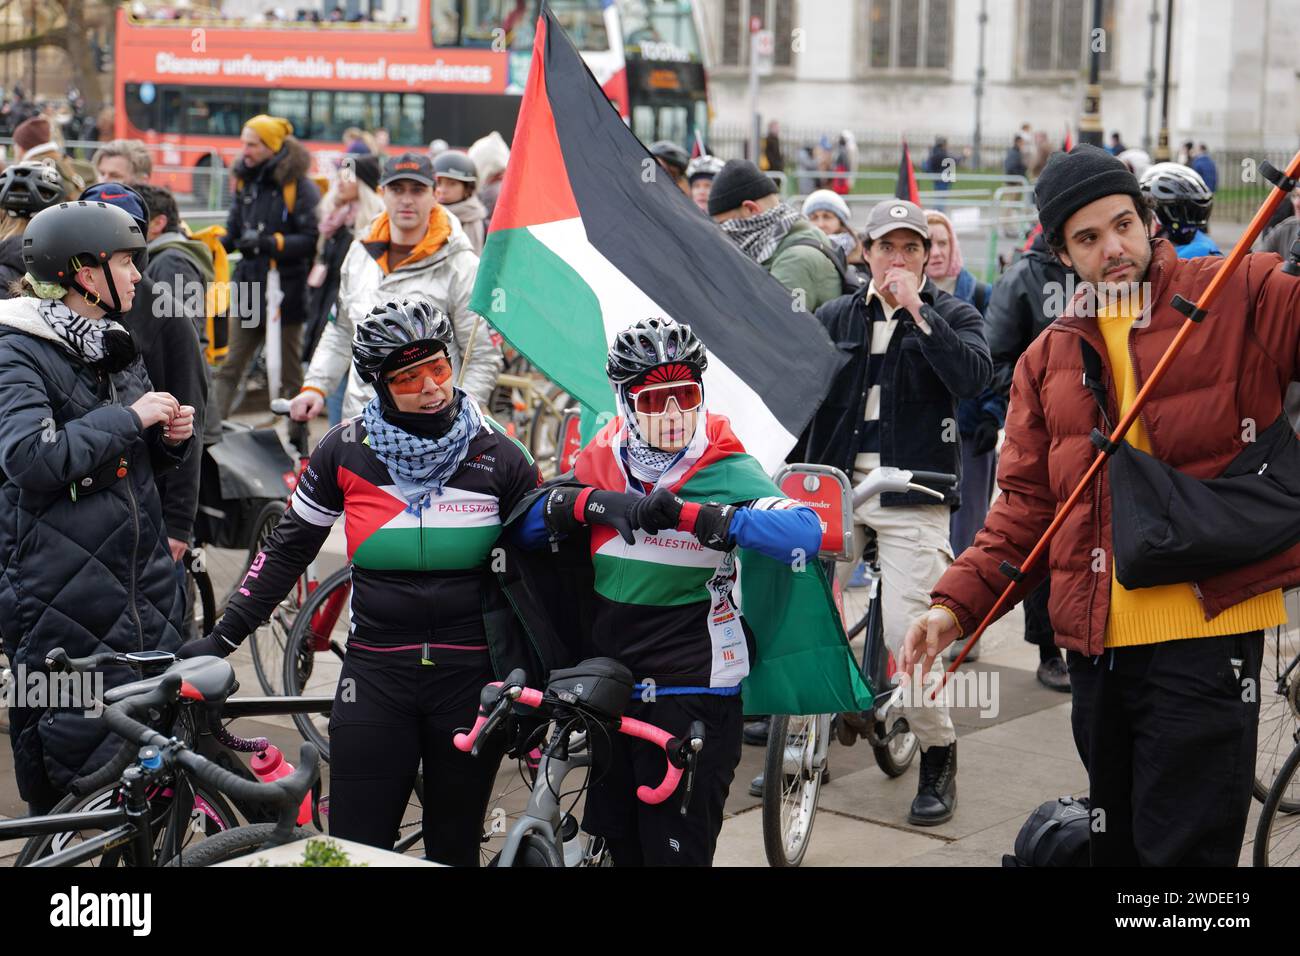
[301,207,503,417]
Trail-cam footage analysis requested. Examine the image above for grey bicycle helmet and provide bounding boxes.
[22,200,147,313]
[352,298,454,390]
[1139,162,1213,245]
[649,140,689,176]
[0,161,66,218]
[686,155,724,184]
[432,150,478,185]
[607,317,707,386]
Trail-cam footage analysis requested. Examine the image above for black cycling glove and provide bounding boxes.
[175,631,238,660]
[629,487,685,535]
[541,487,640,544]
[684,502,737,551]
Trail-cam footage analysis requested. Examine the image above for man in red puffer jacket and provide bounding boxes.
[903,145,1300,866]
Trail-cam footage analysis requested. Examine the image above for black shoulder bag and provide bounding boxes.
[1079,337,1300,588]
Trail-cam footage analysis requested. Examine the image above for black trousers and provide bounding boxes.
[583,693,743,867]
[327,643,504,866]
[1067,632,1263,866]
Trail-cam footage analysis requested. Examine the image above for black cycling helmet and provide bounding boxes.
[686,154,724,184]
[432,150,478,185]
[649,140,689,177]
[1138,162,1213,245]
[0,161,66,218]
[607,317,707,386]
[22,200,147,313]
[352,299,454,401]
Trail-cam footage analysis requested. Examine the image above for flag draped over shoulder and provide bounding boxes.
[575,413,874,716]
[468,7,845,473]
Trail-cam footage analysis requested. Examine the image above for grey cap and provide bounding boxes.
[865,199,929,241]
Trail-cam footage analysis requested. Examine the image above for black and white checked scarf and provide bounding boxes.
[718,200,803,264]
[38,299,131,368]
[362,389,481,504]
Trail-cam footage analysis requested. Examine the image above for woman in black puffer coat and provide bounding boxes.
[0,201,193,812]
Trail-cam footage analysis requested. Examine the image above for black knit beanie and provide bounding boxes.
[707,159,778,216]
[1034,144,1144,241]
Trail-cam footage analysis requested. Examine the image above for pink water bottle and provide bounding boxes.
[251,745,312,826]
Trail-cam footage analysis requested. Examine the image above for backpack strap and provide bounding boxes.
[785,235,854,292]
[1079,337,1120,451]
[971,280,991,315]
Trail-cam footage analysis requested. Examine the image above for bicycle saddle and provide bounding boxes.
[103,657,238,707]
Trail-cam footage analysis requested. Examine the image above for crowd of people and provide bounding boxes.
[1,102,1298,869]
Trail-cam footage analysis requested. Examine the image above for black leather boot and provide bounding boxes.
[907,741,957,826]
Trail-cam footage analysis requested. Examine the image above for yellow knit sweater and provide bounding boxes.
[1096,297,1285,647]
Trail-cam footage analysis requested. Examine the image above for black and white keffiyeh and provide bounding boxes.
[37,298,136,372]
[718,200,803,264]
[363,389,482,508]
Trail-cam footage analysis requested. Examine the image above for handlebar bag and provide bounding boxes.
[546,657,635,721]
[1080,338,1300,588]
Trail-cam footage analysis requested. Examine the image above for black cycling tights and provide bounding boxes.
[327,643,505,866]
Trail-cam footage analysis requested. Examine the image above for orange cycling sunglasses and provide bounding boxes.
[384,356,454,394]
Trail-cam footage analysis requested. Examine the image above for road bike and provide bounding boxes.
[454,663,703,867]
[760,466,955,867]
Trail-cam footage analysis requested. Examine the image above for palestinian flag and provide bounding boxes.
[895,138,919,203]
[468,7,845,472]
[575,412,873,715]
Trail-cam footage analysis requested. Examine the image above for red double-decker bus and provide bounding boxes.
[114,1,711,197]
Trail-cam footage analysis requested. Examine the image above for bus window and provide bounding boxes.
[124,84,156,133]
[268,90,310,139]
[334,92,382,136]
[551,0,609,51]
[159,88,183,134]
[657,105,687,145]
[632,105,656,144]
[432,1,538,48]
[382,93,425,146]
[618,0,702,60]
[308,91,334,142]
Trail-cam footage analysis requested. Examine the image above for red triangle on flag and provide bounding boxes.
[895,138,920,204]
[489,14,581,234]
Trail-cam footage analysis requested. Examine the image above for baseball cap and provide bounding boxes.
[81,181,150,231]
[865,199,929,241]
[379,153,436,188]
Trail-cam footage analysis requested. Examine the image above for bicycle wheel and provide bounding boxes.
[15,779,239,867]
[762,713,828,867]
[1254,603,1300,810]
[162,823,316,866]
[480,753,540,867]
[283,566,353,759]
[244,500,298,695]
[1253,742,1300,867]
[528,382,570,466]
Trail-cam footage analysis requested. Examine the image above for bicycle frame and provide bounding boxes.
[494,724,593,868]
[0,762,159,868]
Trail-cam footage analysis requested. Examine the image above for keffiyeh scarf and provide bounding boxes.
[719,201,803,264]
[362,389,482,512]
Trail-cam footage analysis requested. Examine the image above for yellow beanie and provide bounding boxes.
[244,114,293,153]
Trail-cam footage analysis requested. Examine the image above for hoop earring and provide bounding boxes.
[83,289,101,308]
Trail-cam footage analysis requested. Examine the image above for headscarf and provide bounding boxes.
[924,209,964,279]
